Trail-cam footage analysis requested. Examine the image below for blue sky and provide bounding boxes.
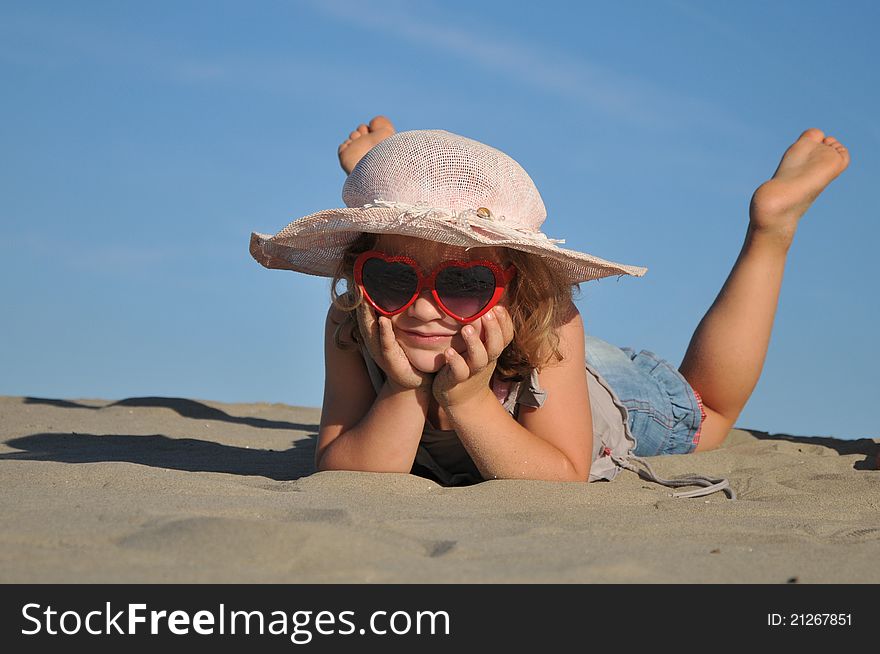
[2,0,877,440]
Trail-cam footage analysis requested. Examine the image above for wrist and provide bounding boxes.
[437,385,495,414]
[384,379,432,402]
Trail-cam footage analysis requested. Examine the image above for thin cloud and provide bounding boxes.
[311,0,752,133]
[0,8,346,97]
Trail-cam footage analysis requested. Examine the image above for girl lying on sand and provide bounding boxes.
[250,116,849,498]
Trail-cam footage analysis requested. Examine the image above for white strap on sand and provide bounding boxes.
[613,453,737,500]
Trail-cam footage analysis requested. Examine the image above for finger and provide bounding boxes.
[378,316,400,355]
[492,306,515,347]
[480,311,504,360]
[360,305,393,366]
[356,302,378,345]
[461,324,488,371]
[444,348,471,383]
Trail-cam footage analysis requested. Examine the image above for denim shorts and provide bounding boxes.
[585,334,704,456]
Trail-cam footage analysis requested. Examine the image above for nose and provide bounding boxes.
[406,288,445,321]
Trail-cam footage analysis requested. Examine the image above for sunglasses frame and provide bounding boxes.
[353,250,517,324]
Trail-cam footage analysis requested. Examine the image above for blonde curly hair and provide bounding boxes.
[329,233,579,380]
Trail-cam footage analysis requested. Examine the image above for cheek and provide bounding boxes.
[398,345,447,373]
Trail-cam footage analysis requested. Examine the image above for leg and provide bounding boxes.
[337,115,395,174]
[679,128,850,451]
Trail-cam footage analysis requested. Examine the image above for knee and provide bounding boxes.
[693,407,735,452]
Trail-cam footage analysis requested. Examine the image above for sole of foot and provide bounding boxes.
[338,116,396,174]
[749,128,850,242]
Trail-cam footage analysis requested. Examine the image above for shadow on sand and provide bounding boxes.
[5,396,319,481]
[0,432,317,481]
[741,428,879,471]
[23,396,315,432]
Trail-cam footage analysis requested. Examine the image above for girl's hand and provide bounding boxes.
[356,301,434,393]
[433,306,515,409]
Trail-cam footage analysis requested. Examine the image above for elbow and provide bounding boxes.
[314,452,333,472]
[572,451,592,481]
[315,442,413,475]
[550,451,591,482]
[314,445,355,473]
[314,435,355,472]
[552,447,591,482]
[562,457,591,482]
[314,449,331,472]
[314,442,345,472]
[486,456,590,483]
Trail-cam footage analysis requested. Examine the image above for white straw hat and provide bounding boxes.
[249,129,646,284]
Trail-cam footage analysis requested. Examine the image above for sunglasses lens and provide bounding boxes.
[435,265,496,319]
[361,257,418,312]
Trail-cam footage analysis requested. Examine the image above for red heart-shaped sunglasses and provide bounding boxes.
[354,250,517,323]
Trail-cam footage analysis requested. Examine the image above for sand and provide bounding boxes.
[1,395,877,583]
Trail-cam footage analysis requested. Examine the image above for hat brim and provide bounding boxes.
[250,206,647,284]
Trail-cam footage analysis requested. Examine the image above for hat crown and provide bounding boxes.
[342,130,546,231]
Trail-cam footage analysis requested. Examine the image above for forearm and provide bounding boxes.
[318,382,429,473]
[445,391,584,482]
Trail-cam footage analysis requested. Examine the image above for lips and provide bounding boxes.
[398,328,456,343]
[402,329,456,337]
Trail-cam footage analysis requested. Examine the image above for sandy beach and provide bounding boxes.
[1,394,877,583]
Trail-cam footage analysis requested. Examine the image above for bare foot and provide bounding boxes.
[749,128,850,245]
[337,116,396,174]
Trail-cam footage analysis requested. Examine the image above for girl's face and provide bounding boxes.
[369,234,510,373]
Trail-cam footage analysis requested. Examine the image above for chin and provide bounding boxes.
[401,346,448,373]
[409,353,447,373]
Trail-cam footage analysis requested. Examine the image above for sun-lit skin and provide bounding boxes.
[370,234,511,374]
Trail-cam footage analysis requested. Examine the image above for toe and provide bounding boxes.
[369,115,394,132]
[799,128,825,142]
[821,136,851,167]
[349,130,361,140]
[824,135,848,152]
[356,124,369,135]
